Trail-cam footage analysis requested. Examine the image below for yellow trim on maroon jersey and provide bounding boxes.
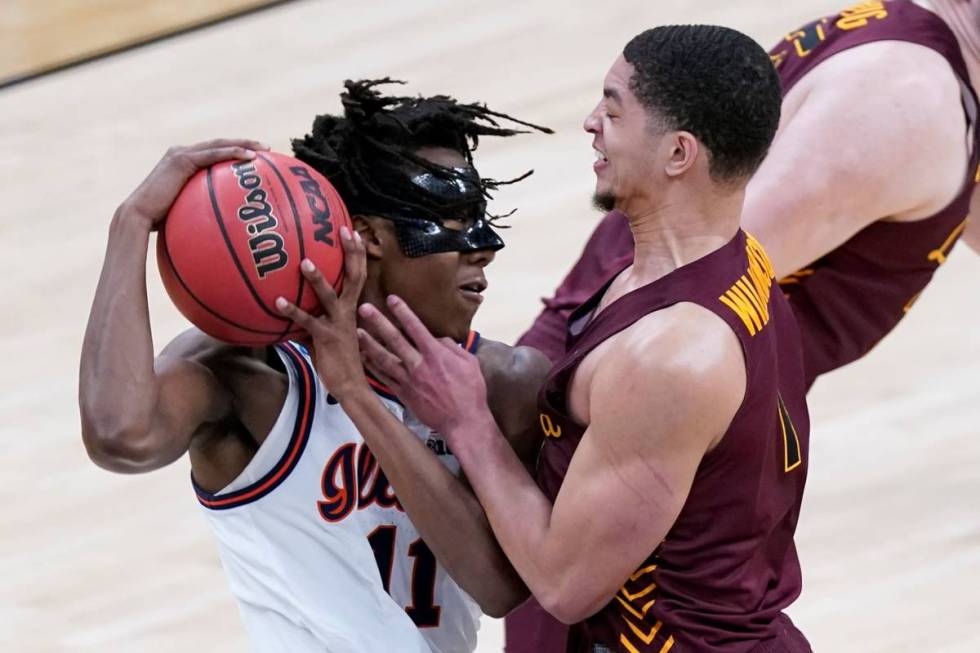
[630,564,657,581]
[719,234,776,336]
[616,595,655,620]
[620,634,642,653]
[622,616,664,645]
[539,413,562,438]
[778,394,803,473]
[903,291,921,314]
[621,582,657,602]
[927,218,968,264]
[617,558,675,652]
[836,1,889,31]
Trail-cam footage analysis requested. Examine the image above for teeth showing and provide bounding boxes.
[594,148,607,162]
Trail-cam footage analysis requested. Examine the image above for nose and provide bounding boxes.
[465,247,497,268]
[583,102,602,134]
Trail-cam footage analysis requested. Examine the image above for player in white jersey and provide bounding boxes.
[196,338,482,652]
[79,80,551,652]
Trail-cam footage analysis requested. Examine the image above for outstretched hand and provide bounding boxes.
[275,227,369,400]
[357,296,493,443]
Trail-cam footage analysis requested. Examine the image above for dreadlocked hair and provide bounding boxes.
[291,78,552,225]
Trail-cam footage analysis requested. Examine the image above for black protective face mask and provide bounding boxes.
[385,166,506,257]
[392,215,505,258]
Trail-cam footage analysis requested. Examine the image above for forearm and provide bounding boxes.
[79,209,160,461]
[449,412,567,610]
[340,388,529,616]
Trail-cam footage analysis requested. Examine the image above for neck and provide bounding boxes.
[617,185,743,289]
[358,275,396,330]
[918,0,980,93]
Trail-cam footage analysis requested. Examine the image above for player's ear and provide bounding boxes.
[352,215,393,260]
[664,130,699,178]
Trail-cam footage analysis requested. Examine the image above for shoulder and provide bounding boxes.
[158,328,272,371]
[590,303,746,446]
[155,329,284,407]
[475,338,552,392]
[475,338,552,458]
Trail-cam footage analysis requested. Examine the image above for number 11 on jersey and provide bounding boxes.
[368,525,442,627]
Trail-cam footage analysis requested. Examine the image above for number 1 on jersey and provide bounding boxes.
[778,394,803,472]
[367,525,441,627]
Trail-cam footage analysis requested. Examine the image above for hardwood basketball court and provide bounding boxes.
[1,1,977,651]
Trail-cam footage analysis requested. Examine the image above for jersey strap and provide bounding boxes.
[193,341,317,510]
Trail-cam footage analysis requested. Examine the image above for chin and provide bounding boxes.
[592,191,617,212]
[428,312,473,343]
[434,324,470,344]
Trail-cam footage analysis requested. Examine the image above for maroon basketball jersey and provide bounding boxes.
[769,0,979,384]
[535,231,811,652]
[517,0,979,387]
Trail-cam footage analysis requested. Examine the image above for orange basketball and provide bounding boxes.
[157,151,351,345]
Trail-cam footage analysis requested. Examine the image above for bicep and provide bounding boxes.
[551,378,737,609]
[137,338,233,468]
[545,325,743,610]
[545,416,704,607]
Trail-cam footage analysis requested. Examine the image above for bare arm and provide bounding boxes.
[339,387,530,617]
[79,140,266,472]
[478,340,552,469]
[277,248,548,617]
[744,42,969,277]
[341,339,549,617]
[359,299,745,624]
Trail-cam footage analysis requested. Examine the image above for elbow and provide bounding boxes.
[537,594,599,626]
[479,586,531,619]
[536,581,613,626]
[80,412,160,473]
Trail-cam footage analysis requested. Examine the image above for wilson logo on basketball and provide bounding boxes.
[289,166,335,247]
[232,160,289,279]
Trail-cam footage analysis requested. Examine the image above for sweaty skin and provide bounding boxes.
[358,53,766,623]
[79,140,548,617]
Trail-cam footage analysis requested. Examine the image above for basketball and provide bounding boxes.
[157,151,352,345]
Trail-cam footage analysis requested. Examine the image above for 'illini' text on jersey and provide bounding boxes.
[194,341,481,653]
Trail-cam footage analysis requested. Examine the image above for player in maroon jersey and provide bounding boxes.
[521,0,980,372]
[358,25,812,652]
[510,2,980,649]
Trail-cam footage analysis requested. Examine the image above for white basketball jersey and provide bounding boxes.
[195,341,482,653]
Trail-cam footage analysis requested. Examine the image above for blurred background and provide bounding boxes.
[2,0,978,650]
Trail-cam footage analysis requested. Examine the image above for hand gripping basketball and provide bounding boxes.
[124,139,270,230]
[274,227,369,400]
[157,148,352,345]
